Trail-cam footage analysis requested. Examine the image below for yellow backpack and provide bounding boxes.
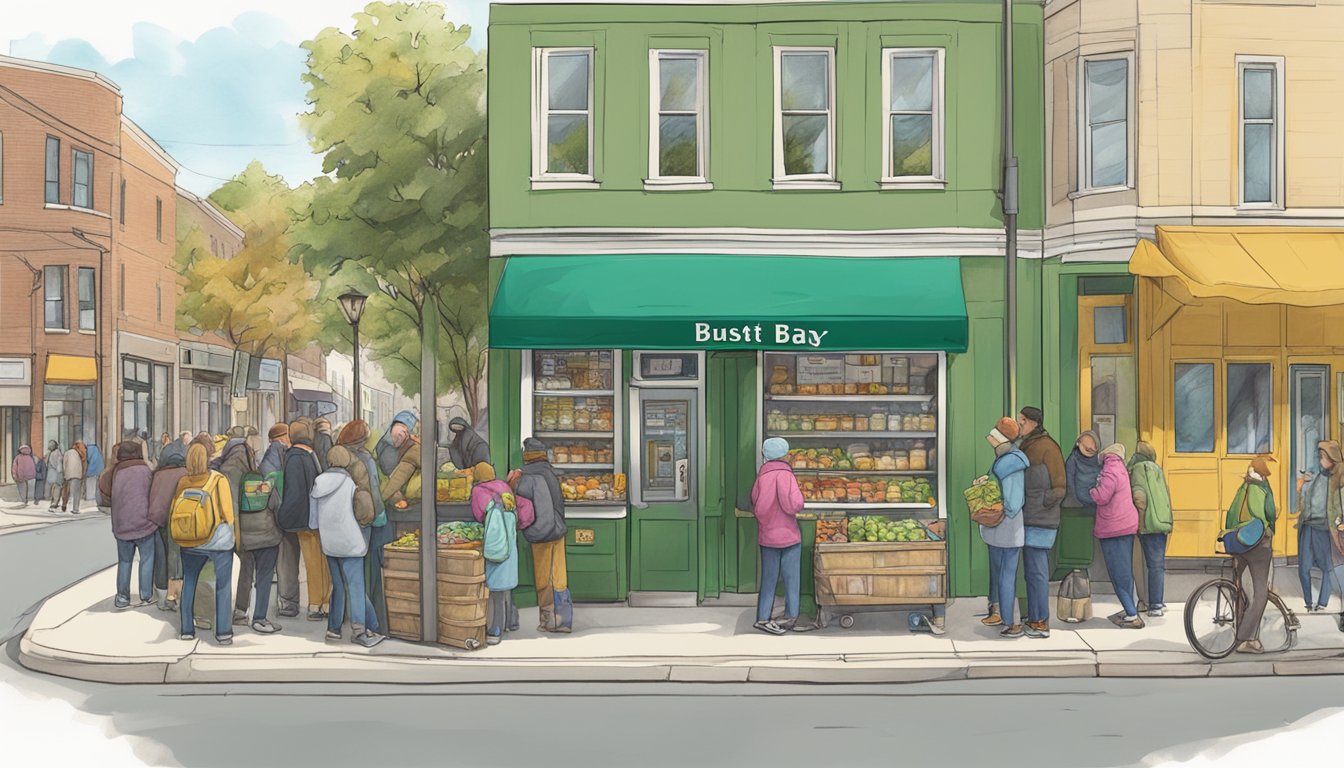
[170,475,223,548]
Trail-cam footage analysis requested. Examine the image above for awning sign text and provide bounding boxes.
[694,323,829,348]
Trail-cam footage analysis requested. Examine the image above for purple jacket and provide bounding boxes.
[1089,453,1140,539]
[110,460,156,541]
[751,460,805,548]
[471,479,536,530]
[11,446,37,482]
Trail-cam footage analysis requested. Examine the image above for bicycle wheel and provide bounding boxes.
[1260,592,1299,653]
[1185,578,1240,659]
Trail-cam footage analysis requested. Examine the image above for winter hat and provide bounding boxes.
[1099,443,1126,461]
[522,437,547,453]
[116,441,141,461]
[1133,440,1157,463]
[326,445,351,469]
[1019,406,1044,427]
[987,417,1019,446]
[762,437,790,461]
[315,417,331,432]
[336,419,370,447]
[1319,441,1343,466]
[1250,454,1275,479]
[268,423,289,440]
[289,420,313,446]
[226,426,247,439]
[474,462,496,482]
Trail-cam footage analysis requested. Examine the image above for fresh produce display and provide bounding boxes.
[782,446,935,473]
[766,410,936,434]
[437,521,484,546]
[391,530,421,548]
[559,473,627,502]
[535,396,614,433]
[962,476,1004,514]
[848,516,933,543]
[815,517,849,543]
[798,475,935,504]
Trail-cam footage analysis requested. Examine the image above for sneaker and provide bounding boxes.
[980,610,1004,627]
[1000,624,1025,638]
[753,620,786,636]
[353,631,385,648]
[232,610,249,626]
[486,634,502,646]
[277,606,300,618]
[325,630,342,641]
[1116,615,1146,629]
[251,619,281,634]
[307,609,329,621]
[1235,639,1264,654]
[1107,610,1127,623]
[160,599,178,613]
[179,633,196,642]
[1024,621,1050,639]
[1316,605,1330,614]
[113,596,131,610]
[134,598,156,609]
[1146,606,1166,618]
[215,634,234,646]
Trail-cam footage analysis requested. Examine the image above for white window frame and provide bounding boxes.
[531,47,598,190]
[1236,55,1285,211]
[645,49,710,191]
[1075,51,1134,196]
[880,48,945,189]
[772,46,838,190]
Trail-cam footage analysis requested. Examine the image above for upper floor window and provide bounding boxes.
[1238,56,1284,207]
[774,48,835,186]
[647,50,708,186]
[882,49,944,184]
[119,179,126,225]
[1079,55,1130,191]
[72,149,93,209]
[155,197,163,241]
[533,48,594,183]
[0,130,5,204]
[44,136,61,204]
[43,265,67,330]
[77,267,96,331]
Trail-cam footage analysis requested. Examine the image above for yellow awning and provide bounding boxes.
[45,354,97,384]
[1130,226,1344,307]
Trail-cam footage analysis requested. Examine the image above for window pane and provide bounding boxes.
[1242,68,1274,120]
[659,57,698,112]
[73,151,91,208]
[1085,59,1127,125]
[1227,363,1273,454]
[1093,305,1128,344]
[780,53,828,111]
[782,114,828,175]
[78,268,94,301]
[1243,123,1273,203]
[658,115,698,177]
[890,114,933,176]
[1174,363,1214,453]
[547,52,590,111]
[44,267,62,301]
[889,55,934,112]
[45,137,60,203]
[546,114,589,174]
[1090,122,1127,188]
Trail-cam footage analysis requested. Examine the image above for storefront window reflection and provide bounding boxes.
[1174,363,1214,453]
[1227,363,1273,454]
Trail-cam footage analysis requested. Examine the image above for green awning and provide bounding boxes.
[489,255,968,352]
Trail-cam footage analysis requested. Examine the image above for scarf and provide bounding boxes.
[523,450,548,464]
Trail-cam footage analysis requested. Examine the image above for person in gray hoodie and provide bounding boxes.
[108,442,156,609]
[310,456,383,648]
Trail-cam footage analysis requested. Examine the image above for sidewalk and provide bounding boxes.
[0,491,105,536]
[20,565,1344,685]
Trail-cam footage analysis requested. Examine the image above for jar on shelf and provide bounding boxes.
[902,414,918,432]
[838,415,854,432]
[855,414,870,431]
[910,442,929,471]
[870,412,887,432]
[894,450,910,470]
[921,414,937,432]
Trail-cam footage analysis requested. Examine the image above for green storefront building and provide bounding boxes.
[485,0,1060,611]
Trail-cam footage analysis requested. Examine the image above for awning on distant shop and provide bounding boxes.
[45,354,97,384]
[290,388,335,404]
[1131,226,1344,308]
[488,255,968,352]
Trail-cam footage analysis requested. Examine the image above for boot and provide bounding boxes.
[981,603,1003,627]
[162,579,183,611]
[536,585,557,632]
[554,589,573,633]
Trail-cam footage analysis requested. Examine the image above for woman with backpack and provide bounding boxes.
[224,435,283,635]
[172,443,237,645]
[309,446,383,648]
[1222,455,1278,654]
[471,462,535,645]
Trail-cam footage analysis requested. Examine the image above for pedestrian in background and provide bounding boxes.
[1224,455,1278,654]
[173,443,237,645]
[106,441,156,609]
[45,440,63,510]
[337,419,392,630]
[1090,443,1143,629]
[84,441,104,504]
[983,418,1028,638]
[313,418,334,472]
[1296,441,1341,614]
[1015,406,1065,639]
[472,462,534,644]
[1129,441,1173,617]
[278,419,330,621]
[10,445,37,506]
[310,447,384,648]
[514,437,572,633]
[60,441,88,514]
[750,437,805,635]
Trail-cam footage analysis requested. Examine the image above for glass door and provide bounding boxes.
[1290,364,1331,513]
[629,385,699,595]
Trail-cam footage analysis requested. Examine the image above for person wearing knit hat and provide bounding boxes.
[1296,442,1341,615]
[277,418,330,622]
[752,437,806,635]
[1224,454,1279,653]
[980,418,1030,636]
[1014,405,1067,637]
[260,423,290,477]
[514,436,572,633]
[1090,441,1143,629]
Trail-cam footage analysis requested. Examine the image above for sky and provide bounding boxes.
[5,1,489,195]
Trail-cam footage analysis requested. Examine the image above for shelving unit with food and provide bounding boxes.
[522,350,627,509]
[759,351,949,614]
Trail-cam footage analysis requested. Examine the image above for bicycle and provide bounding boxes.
[1184,545,1300,660]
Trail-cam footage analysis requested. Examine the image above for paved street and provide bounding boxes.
[0,516,1340,768]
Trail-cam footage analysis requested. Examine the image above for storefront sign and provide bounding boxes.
[693,323,830,348]
[797,355,845,385]
[573,528,596,546]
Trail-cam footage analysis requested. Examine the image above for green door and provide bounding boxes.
[629,386,699,595]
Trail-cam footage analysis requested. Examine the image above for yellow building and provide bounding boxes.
[1046,0,1344,560]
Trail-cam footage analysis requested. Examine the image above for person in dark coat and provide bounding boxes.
[278,420,329,620]
[1015,406,1067,638]
[213,436,264,629]
[108,441,156,609]
[259,423,290,477]
[225,434,283,635]
[447,417,490,471]
[313,418,334,472]
[512,437,572,633]
[1065,430,1102,513]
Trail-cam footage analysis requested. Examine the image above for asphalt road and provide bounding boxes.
[1,516,1340,768]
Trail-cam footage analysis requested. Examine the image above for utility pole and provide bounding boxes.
[419,297,438,642]
[1002,0,1019,416]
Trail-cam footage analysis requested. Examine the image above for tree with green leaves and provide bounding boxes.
[297,1,489,423]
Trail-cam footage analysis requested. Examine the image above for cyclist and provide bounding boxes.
[1221,455,1277,654]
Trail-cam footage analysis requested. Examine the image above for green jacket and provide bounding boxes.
[1222,479,1276,537]
[1128,459,1173,535]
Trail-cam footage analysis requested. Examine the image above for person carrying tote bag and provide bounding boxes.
[1219,455,1278,654]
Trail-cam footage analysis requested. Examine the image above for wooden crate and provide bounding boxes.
[439,595,488,623]
[437,616,487,650]
[815,541,946,571]
[814,541,947,606]
[381,544,489,648]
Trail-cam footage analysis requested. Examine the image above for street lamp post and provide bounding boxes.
[337,289,368,423]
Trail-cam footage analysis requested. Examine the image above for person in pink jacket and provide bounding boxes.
[751,437,805,635]
[1090,443,1143,628]
[470,462,534,641]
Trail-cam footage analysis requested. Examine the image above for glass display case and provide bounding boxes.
[524,350,626,505]
[760,352,946,518]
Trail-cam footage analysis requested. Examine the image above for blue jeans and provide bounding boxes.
[328,556,378,633]
[1100,535,1139,618]
[758,543,801,622]
[115,532,157,602]
[1023,546,1051,623]
[246,545,279,622]
[181,548,234,638]
[1298,527,1333,609]
[1139,533,1169,609]
[987,545,1021,626]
